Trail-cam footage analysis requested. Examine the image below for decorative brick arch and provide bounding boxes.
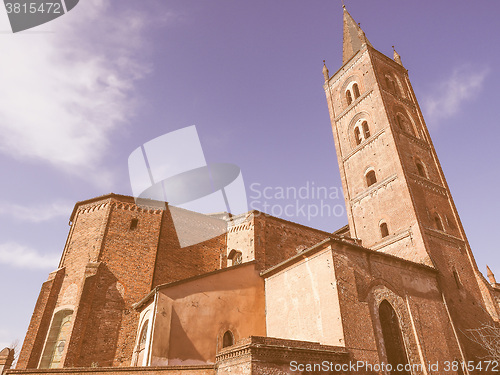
[217,324,238,353]
[340,73,364,108]
[132,309,153,367]
[368,285,419,373]
[348,111,374,148]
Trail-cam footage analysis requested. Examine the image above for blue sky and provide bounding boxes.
[0,0,499,351]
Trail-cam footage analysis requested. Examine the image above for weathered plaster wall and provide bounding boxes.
[265,247,344,347]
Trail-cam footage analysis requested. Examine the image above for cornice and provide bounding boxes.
[408,174,447,197]
[215,336,349,363]
[369,47,408,75]
[75,199,163,218]
[397,130,430,150]
[423,227,465,247]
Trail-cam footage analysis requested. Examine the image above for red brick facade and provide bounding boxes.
[8,6,500,375]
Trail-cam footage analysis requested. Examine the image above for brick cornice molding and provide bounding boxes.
[351,174,398,205]
[215,336,349,364]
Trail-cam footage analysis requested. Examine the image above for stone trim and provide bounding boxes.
[408,174,447,196]
[351,174,398,204]
[334,89,374,122]
[423,227,465,246]
[343,128,385,162]
[371,229,412,251]
[398,130,430,149]
[215,336,349,364]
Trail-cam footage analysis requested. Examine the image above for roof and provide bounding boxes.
[342,6,372,64]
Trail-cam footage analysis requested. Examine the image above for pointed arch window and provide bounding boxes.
[346,90,353,105]
[222,330,234,348]
[380,222,389,238]
[365,170,377,187]
[134,319,149,366]
[352,83,360,99]
[434,214,444,231]
[395,114,404,130]
[39,309,73,369]
[415,160,426,178]
[379,301,409,374]
[385,76,392,91]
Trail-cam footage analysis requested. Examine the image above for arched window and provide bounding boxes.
[39,310,73,369]
[362,121,370,139]
[346,90,353,105]
[222,330,234,348]
[379,301,409,374]
[134,319,149,366]
[228,250,243,266]
[385,76,392,91]
[366,170,377,187]
[380,222,389,238]
[392,80,397,94]
[352,83,360,99]
[354,127,362,145]
[395,114,404,130]
[416,161,426,178]
[434,214,444,231]
[139,320,149,348]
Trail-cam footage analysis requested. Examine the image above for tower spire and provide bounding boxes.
[487,265,497,284]
[322,60,330,82]
[392,46,403,66]
[342,7,372,64]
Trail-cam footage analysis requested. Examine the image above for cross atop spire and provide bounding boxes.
[342,6,372,64]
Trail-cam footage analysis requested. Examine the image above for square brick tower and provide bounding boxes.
[323,6,499,362]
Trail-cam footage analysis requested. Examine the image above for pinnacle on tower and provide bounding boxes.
[392,46,403,66]
[322,60,329,82]
[486,265,497,284]
[342,6,372,64]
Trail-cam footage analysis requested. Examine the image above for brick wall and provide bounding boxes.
[16,269,65,369]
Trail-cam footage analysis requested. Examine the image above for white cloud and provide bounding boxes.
[0,201,72,222]
[0,242,59,269]
[423,65,489,125]
[0,0,152,179]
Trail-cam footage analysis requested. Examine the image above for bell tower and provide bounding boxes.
[323,6,499,361]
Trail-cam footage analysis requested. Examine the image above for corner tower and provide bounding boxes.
[323,6,499,361]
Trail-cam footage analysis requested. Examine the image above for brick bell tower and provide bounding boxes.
[323,6,499,362]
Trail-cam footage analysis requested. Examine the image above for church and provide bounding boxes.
[3,6,500,375]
